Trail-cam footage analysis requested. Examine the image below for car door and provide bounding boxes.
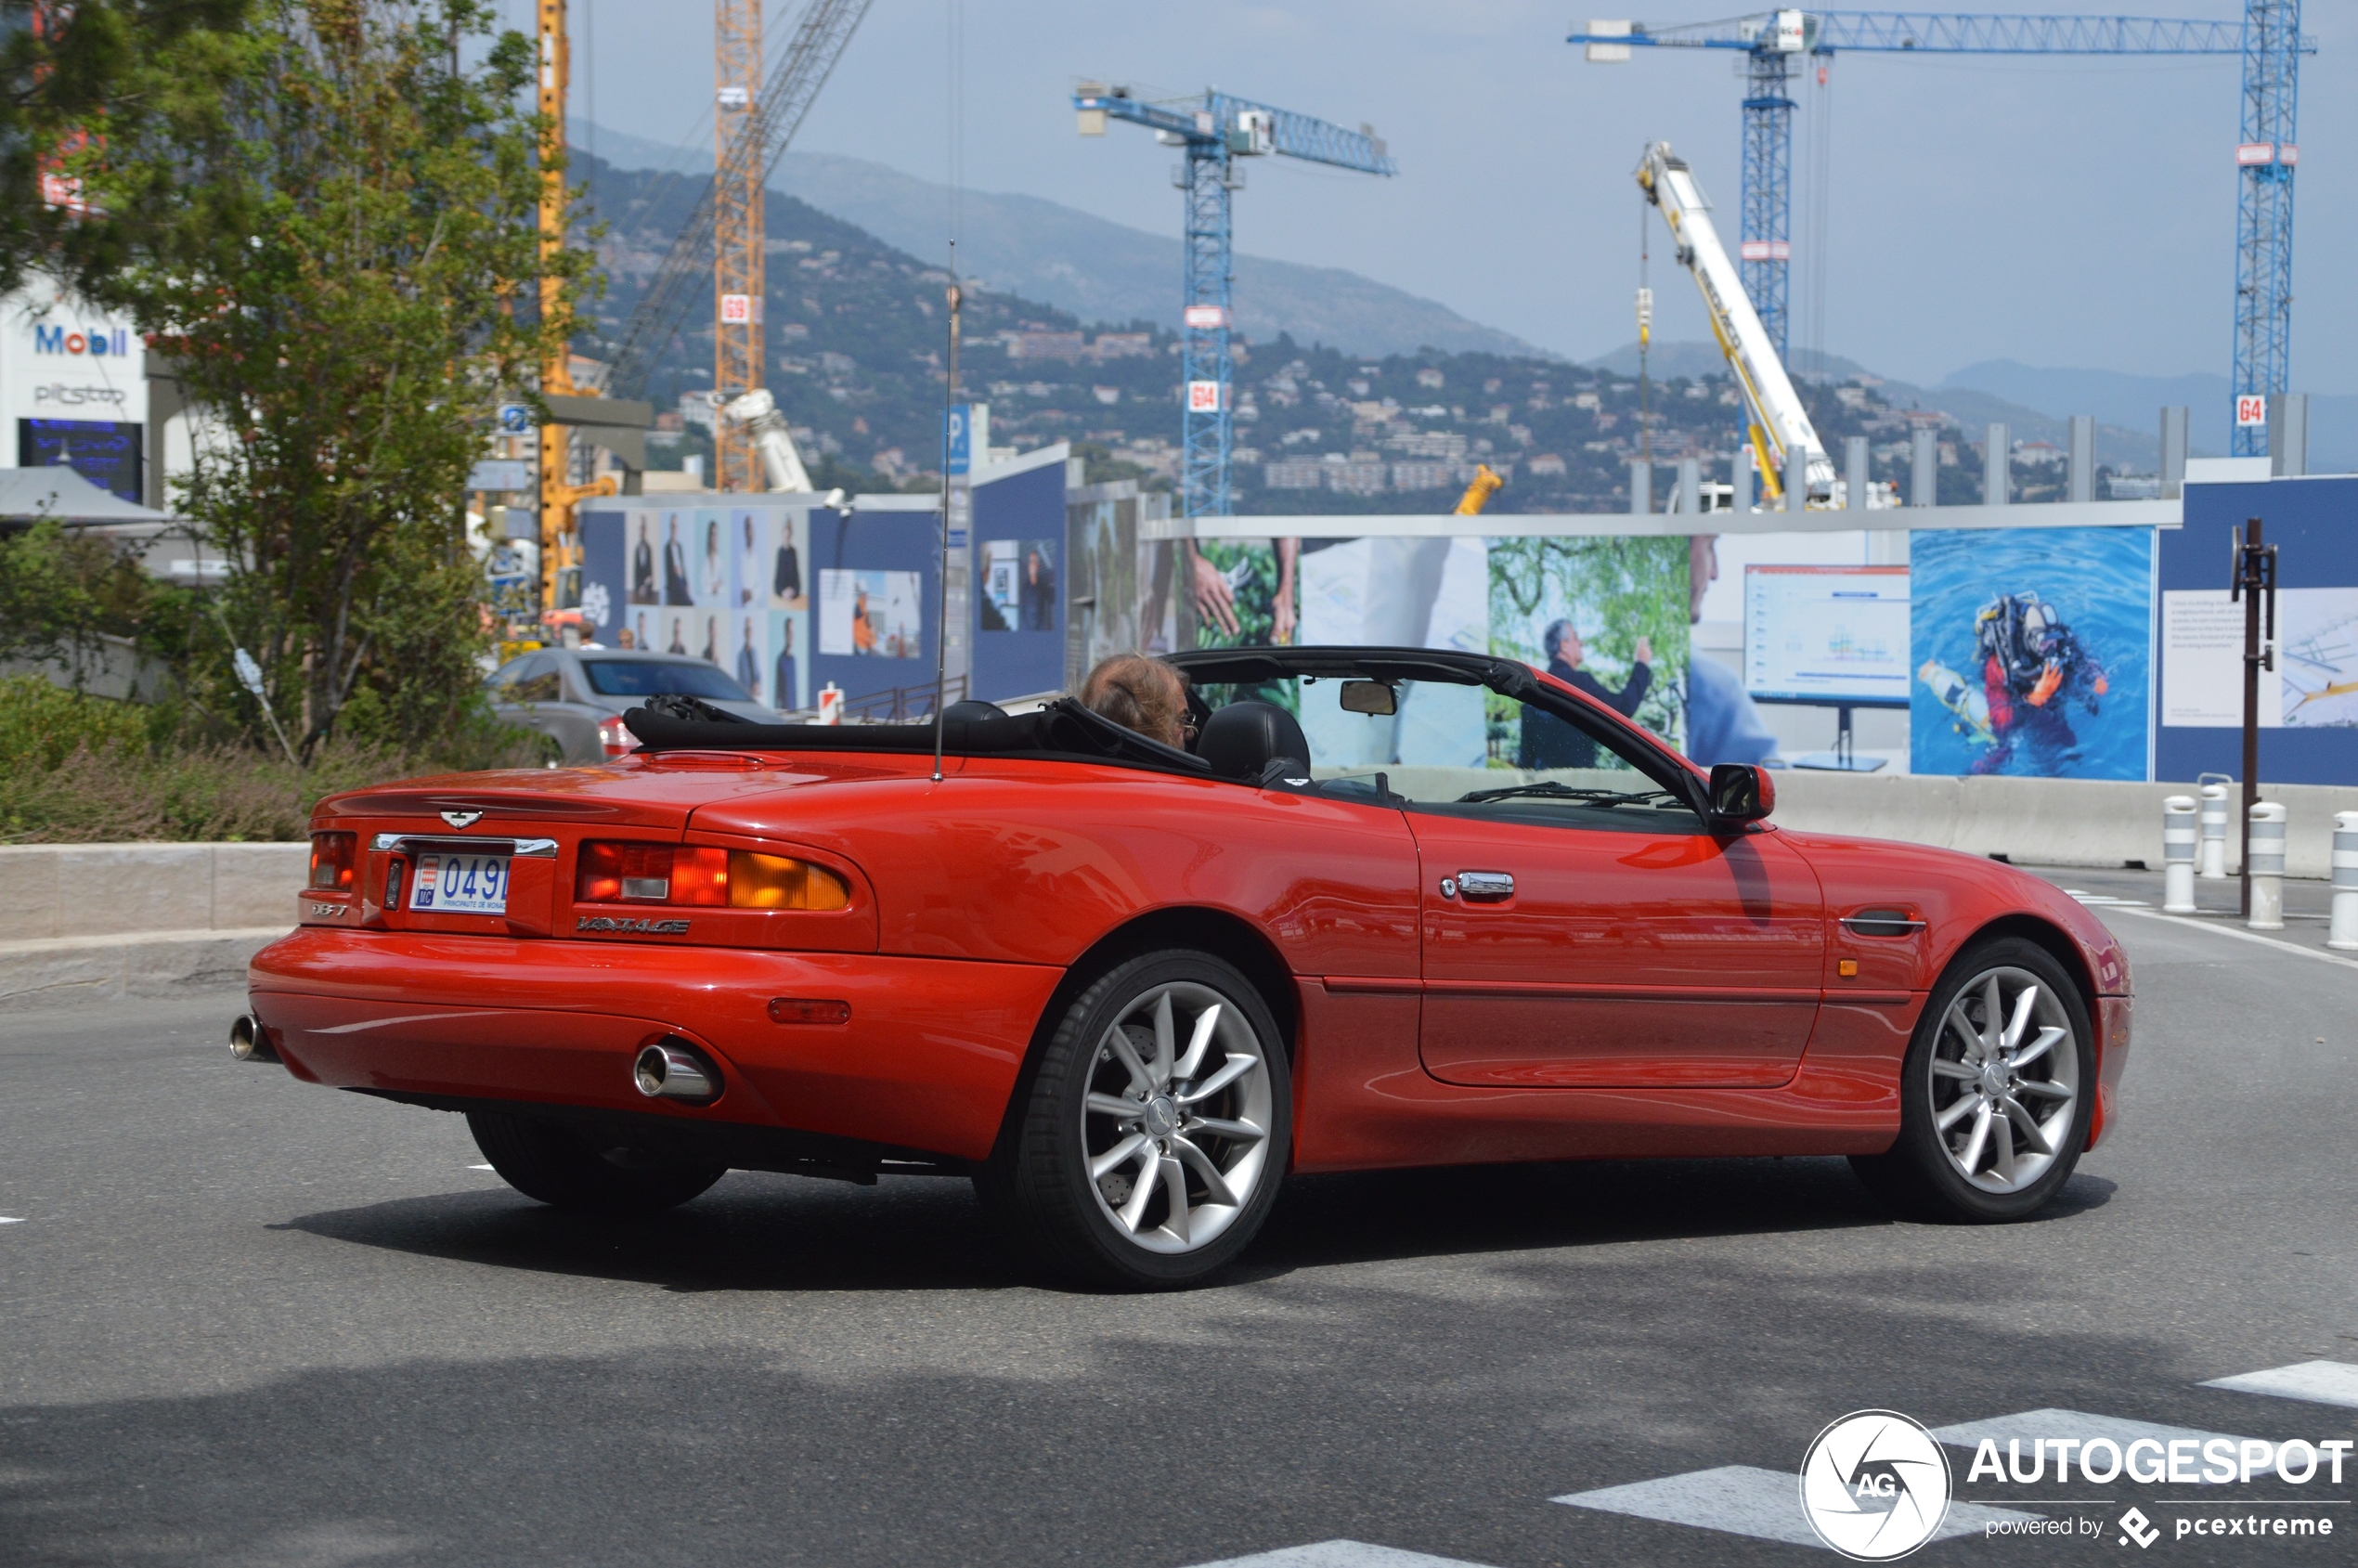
[1409,704,1824,1090]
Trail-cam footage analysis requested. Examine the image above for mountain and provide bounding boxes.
[1940,359,2357,473]
[569,120,1548,361]
[1587,341,2160,470]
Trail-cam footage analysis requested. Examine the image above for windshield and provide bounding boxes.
[581,659,755,702]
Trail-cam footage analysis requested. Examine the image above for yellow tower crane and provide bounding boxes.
[712,0,764,492]
[534,0,613,623]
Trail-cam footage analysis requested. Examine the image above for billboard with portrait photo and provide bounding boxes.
[819,568,924,658]
[1487,534,1691,760]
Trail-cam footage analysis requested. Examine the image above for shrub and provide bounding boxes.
[0,676,545,843]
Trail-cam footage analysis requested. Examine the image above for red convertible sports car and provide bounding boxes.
[242,645,2131,1288]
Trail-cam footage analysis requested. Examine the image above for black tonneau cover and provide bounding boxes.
[622,695,1212,773]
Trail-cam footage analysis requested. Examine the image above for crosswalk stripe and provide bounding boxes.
[1930,1408,2272,1479]
[1183,1544,1500,1568]
[1553,1464,2041,1549]
[2202,1361,2358,1411]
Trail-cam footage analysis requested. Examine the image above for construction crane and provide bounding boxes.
[1638,141,1833,506]
[533,0,614,618]
[1571,8,2311,455]
[1454,463,1505,516]
[713,0,763,491]
[1073,85,1394,520]
[603,0,872,410]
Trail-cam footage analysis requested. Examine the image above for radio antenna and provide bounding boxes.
[933,262,959,783]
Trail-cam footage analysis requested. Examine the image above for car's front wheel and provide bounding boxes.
[467,1110,726,1215]
[1850,937,2095,1222]
[978,951,1290,1289]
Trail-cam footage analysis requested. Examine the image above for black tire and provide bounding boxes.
[1850,937,2096,1223]
[977,950,1291,1289]
[467,1110,726,1215]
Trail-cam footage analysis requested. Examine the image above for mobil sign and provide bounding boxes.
[33,321,134,358]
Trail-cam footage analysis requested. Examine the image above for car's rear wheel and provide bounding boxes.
[978,951,1290,1289]
[1850,937,2094,1223]
[467,1110,726,1215]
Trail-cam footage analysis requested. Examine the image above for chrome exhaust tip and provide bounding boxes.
[229,1014,279,1064]
[634,1040,719,1104]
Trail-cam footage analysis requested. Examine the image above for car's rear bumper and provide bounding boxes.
[247,928,1064,1161]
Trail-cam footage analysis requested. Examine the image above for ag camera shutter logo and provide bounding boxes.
[1800,1409,1953,1560]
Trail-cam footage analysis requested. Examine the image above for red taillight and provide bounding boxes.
[598,716,638,758]
[576,842,848,909]
[308,832,356,890]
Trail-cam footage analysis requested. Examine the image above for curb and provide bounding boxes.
[0,927,289,1006]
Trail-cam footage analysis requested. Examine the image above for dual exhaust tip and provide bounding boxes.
[634,1039,720,1105]
[229,1014,279,1064]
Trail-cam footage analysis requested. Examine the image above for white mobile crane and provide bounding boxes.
[1635,140,1833,508]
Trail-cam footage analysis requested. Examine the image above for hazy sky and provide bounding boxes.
[525,2,2353,393]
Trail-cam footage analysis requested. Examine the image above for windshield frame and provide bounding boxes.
[1166,644,1708,812]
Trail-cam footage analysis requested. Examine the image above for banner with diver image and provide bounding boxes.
[1910,527,2154,781]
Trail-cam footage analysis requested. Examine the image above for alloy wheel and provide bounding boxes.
[1080,980,1274,1254]
[1925,965,2080,1194]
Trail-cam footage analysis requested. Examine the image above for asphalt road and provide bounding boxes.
[3,872,2354,1567]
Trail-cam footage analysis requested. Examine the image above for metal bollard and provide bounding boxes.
[2248,800,2287,931]
[2161,796,2197,913]
[2330,810,2358,952]
[2198,782,2231,878]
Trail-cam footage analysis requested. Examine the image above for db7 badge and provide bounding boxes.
[577,916,691,936]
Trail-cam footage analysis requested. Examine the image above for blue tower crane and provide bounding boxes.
[1570,8,2313,454]
[1074,84,1394,520]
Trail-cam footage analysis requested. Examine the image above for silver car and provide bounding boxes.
[486,648,784,763]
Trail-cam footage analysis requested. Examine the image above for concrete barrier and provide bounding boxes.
[1768,773,2358,879]
[0,843,302,1005]
[0,842,305,940]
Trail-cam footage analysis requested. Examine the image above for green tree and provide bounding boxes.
[80,0,590,752]
[0,0,248,296]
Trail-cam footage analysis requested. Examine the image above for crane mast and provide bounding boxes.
[1637,141,1831,505]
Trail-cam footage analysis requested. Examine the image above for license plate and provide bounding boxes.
[410,852,511,914]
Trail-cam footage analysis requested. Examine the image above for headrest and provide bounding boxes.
[1198,699,1312,782]
[939,699,1009,725]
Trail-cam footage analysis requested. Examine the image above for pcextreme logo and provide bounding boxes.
[32,322,132,357]
[1800,1410,1953,1560]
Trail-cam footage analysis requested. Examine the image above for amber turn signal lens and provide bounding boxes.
[1838,959,1859,978]
[728,851,849,910]
[768,997,851,1025]
[309,831,356,890]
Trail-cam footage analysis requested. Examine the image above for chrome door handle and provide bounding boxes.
[1456,870,1514,902]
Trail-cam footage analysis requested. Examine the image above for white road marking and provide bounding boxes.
[0,1216,22,1225]
[1184,1544,1501,1568]
[1553,1464,2039,1549]
[2113,906,2358,970]
[2066,891,2150,907]
[2203,1361,2358,1411]
[1931,1409,2273,1480]
[468,1164,496,1172]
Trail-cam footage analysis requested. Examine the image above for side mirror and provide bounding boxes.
[1708,763,1775,823]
